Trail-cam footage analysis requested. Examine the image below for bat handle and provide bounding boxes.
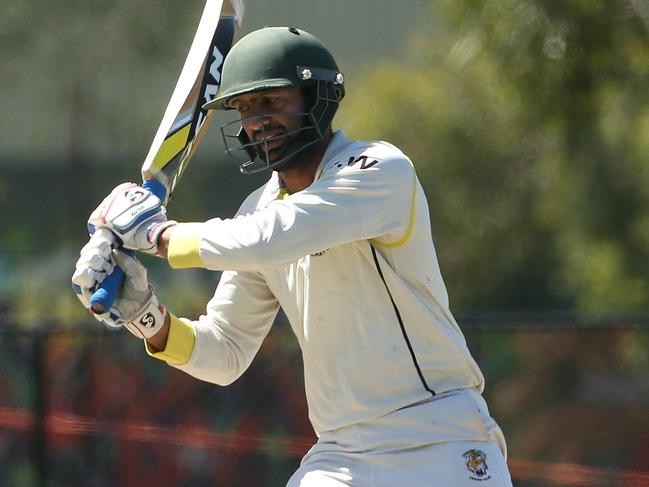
[89,251,129,314]
[89,179,167,314]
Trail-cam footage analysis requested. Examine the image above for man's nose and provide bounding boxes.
[242,110,270,132]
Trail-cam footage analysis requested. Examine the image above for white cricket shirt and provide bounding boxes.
[168,130,485,435]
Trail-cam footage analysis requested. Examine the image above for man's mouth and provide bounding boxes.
[261,137,285,151]
[254,128,287,153]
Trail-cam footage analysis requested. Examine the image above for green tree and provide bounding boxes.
[339,0,649,312]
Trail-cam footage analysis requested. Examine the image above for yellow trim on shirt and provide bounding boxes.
[145,314,196,365]
[371,174,418,248]
[168,223,204,269]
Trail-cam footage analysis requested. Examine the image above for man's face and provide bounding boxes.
[231,87,306,163]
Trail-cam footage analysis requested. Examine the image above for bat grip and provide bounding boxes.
[89,179,167,314]
[89,252,129,314]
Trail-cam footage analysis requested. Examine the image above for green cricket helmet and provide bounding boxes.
[203,26,345,174]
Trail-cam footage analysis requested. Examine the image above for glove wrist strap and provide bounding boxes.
[123,291,167,339]
[143,220,178,255]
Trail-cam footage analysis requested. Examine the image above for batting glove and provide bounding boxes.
[72,229,116,298]
[73,242,167,338]
[88,182,177,255]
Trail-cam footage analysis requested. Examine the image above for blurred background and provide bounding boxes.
[1,0,649,485]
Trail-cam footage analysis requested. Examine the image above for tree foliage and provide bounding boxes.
[339,0,649,312]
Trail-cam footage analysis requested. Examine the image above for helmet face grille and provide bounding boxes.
[211,26,345,173]
[220,82,342,174]
[221,111,316,173]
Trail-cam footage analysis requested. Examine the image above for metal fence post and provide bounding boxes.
[32,330,47,487]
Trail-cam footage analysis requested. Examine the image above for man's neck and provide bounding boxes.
[279,131,332,194]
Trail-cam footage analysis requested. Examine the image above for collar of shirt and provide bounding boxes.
[270,129,351,202]
[314,129,350,181]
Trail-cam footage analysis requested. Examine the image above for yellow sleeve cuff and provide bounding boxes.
[371,171,417,248]
[168,222,204,269]
[145,314,196,365]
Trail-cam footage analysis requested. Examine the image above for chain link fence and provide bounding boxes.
[1,315,648,486]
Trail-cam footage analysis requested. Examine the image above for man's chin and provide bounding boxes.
[256,144,289,164]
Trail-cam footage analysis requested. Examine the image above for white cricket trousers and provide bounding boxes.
[287,389,513,487]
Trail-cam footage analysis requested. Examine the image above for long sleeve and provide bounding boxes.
[154,132,485,434]
[168,145,417,272]
[170,269,279,385]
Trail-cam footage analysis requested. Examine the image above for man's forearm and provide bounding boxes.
[156,225,176,259]
[146,312,171,351]
[147,225,176,351]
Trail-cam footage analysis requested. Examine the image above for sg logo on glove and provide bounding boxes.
[140,312,157,329]
[127,188,146,203]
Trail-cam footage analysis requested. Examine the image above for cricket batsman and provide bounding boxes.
[73,27,514,486]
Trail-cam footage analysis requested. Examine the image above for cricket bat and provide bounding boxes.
[90,0,244,314]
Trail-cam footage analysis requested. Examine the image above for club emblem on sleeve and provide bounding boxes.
[463,449,491,481]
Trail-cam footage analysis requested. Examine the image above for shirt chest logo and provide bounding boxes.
[332,154,380,170]
[310,249,329,257]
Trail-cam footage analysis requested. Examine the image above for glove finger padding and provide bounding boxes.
[113,248,149,293]
[73,242,167,337]
[72,254,114,290]
[72,231,118,322]
[72,230,116,290]
[79,229,115,260]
